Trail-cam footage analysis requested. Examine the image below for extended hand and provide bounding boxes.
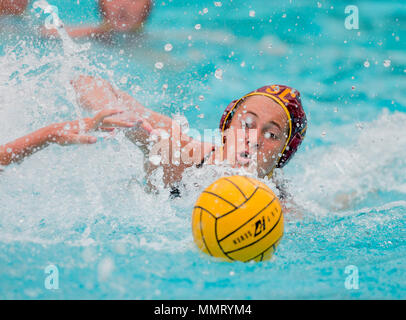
[49,109,134,146]
[101,111,154,134]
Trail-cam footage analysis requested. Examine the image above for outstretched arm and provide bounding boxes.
[40,24,112,40]
[0,109,129,166]
[72,75,214,187]
[71,75,186,155]
[72,75,176,132]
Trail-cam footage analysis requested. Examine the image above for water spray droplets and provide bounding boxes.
[155,62,164,69]
[383,60,391,68]
[149,155,162,166]
[214,69,223,80]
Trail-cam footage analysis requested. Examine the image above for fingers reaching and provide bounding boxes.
[91,109,126,129]
[101,117,137,128]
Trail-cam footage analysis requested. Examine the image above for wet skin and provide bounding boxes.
[99,0,151,32]
[0,0,28,15]
[223,95,290,177]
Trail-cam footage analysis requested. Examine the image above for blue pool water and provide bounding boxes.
[0,0,405,299]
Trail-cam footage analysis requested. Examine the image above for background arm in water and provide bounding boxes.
[0,109,130,166]
[40,0,152,39]
[40,24,112,40]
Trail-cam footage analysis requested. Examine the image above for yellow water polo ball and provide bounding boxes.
[192,175,284,262]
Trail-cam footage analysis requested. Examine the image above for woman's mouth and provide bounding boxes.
[236,151,251,166]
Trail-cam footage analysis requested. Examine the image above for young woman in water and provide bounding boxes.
[41,0,152,39]
[0,109,132,167]
[71,75,307,200]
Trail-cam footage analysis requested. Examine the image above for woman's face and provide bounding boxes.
[223,95,290,177]
[100,0,151,31]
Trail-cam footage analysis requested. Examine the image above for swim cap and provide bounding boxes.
[219,84,307,172]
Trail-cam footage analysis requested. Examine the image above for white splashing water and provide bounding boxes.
[286,110,406,215]
[0,3,405,255]
[32,1,90,55]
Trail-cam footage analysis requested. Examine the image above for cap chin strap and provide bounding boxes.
[220,92,292,180]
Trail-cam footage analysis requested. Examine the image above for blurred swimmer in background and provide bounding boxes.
[0,0,28,15]
[41,0,152,39]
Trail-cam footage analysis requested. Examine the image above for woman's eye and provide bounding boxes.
[264,132,277,139]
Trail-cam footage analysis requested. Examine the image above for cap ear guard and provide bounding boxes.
[276,123,307,168]
[219,99,239,143]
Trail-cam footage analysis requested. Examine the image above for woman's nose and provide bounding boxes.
[245,128,260,149]
[247,141,259,150]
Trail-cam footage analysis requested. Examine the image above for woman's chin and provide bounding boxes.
[236,155,250,167]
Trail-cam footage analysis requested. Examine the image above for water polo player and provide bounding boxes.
[41,0,152,39]
[71,76,307,197]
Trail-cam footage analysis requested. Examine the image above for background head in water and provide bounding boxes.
[99,0,152,32]
[40,0,152,39]
[0,0,28,15]
[220,85,307,178]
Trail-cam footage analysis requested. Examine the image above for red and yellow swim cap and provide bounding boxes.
[219,84,307,172]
